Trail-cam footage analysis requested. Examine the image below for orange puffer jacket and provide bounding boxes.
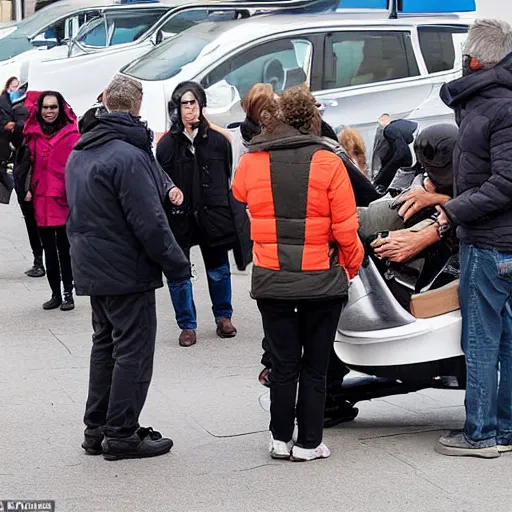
[232,125,364,301]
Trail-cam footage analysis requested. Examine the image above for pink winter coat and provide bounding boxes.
[24,101,80,227]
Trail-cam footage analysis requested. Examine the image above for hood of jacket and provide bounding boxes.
[249,123,337,153]
[24,96,77,139]
[441,51,512,112]
[74,112,154,156]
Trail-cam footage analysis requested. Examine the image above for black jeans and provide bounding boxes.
[257,297,345,449]
[38,226,73,296]
[84,291,157,438]
[20,201,43,260]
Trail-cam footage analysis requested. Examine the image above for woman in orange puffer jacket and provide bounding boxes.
[232,84,363,462]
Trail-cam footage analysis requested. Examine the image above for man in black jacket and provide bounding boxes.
[66,75,190,461]
[435,19,512,459]
[157,81,246,348]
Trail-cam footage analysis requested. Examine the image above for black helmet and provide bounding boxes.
[414,124,458,196]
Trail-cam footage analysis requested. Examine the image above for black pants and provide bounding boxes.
[84,291,157,438]
[20,201,43,260]
[257,298,345,449]
[38,226,73,296]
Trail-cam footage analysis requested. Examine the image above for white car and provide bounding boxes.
[0,0,113,84]
[26,0,336,116]
[112,11,470,152]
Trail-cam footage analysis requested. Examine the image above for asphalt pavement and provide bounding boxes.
[1,199,511,512]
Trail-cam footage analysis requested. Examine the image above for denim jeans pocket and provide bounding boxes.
[495,252,512,280]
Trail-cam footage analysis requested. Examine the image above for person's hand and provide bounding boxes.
[396,188,449,222]
[168,186,183,206]
[4,121,15,132]
[371,229,423,263]
[24,191,32,202]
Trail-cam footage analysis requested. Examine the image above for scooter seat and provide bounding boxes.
[410,280,460,319]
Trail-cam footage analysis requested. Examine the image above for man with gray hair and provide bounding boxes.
[66,75,190,461]
[435,19,512,458]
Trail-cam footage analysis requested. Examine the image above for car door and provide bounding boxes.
[314,28,430,165]
[197,34,317,127]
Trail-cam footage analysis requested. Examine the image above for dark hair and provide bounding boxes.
[169,81,208,134]
[36,91,71,135]
[3,76,18,93]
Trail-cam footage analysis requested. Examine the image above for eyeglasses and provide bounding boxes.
[42,105,58,111]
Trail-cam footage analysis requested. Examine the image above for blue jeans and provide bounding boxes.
[168,245,233,330]
[459,244,512,447]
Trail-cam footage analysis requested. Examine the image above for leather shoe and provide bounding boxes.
[82,427,103,455]
[102,427,173,461]
[216,317,237,338]
[43,295,62,310]
[179,329,197,347]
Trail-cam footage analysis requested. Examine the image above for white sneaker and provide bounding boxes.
[291,443,331,462]
[269,435,293,460]
[498,445,512,453]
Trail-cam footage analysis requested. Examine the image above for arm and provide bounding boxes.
[443,115,512,225]
[232,154,248,204]
[208,121,233,144]
[113,152,190,282]
[328,157,364,279]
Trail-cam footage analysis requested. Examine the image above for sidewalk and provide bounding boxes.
[0,200,510,512]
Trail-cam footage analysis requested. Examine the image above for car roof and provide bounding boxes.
[178,10,469,49]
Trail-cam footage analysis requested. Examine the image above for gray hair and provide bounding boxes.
[464,19,512,69]
[104,75,143,115]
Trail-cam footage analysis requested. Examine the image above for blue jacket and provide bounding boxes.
[66,113,190,296]
[440,52,512,253]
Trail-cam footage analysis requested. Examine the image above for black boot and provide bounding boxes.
[25,256,45,278]
[102,427,172,461]
[60,291,75,311]
[82,427,104,455]
[43,294,62,310]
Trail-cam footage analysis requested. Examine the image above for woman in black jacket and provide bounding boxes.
[156,81,250,348]
[1,78,45,278]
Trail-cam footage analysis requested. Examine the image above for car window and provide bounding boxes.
[201,37,313,100]
[418,26,469,73]
[78,9,166,47]
[323,31,420,90]
[107,10,167,46]
[122,32,213,81]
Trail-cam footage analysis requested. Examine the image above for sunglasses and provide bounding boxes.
[180,99,197,106]
[42,105,59,110]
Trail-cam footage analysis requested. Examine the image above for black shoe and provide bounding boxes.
[60,292,75,311]
[25,264,45,278]
[82,427,104,455]
[43,295,62,310]
[102,427,172,461]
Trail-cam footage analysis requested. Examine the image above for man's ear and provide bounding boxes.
[470,57,483,72]
[101,89,109,111]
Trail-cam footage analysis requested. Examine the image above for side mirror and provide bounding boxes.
[151,30,163,46]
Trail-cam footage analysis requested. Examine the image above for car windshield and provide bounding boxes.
[122,31,214,80]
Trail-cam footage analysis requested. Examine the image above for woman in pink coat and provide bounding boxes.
[24,91,80,311]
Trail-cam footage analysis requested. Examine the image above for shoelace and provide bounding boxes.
[137,427,163,440]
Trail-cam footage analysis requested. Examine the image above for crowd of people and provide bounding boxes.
[0,17,511,463]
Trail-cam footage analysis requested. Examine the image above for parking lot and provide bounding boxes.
[1,199,512,512]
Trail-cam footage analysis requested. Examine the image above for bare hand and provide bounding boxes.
[168,186,183,206]
[371,229,422,263]
[396,188,449,222]
[25,191,32,202]
[4,121,15,132]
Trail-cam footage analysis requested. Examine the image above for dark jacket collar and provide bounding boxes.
[441,51,512,113]
[74,112,153,156]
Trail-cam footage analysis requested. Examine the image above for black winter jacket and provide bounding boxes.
[157,125,252,269]
[440,52,512,253]
[66,113,190,296]
[0,91,13,162]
